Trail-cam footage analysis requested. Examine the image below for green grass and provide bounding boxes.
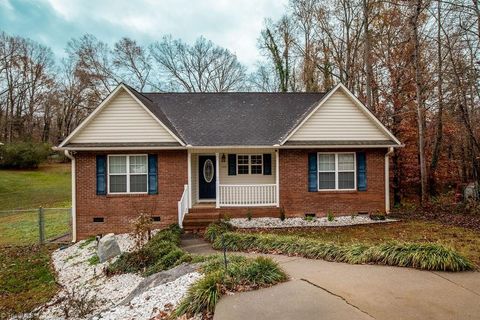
[0,163,71,210]
[0,163,71,245]
[208,227,475,272]
[0,245,59,316]
[174,255,287,318]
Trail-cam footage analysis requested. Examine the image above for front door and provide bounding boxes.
[198,155,216,200]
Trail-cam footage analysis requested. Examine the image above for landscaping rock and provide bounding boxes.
[464,182,478,201]
[121,263,200,304]
[97,233,121,263]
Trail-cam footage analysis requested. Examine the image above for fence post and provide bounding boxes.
[38,207,45,245]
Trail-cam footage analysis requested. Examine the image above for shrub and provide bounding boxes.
[130,212,154,249]
[0,142,51,169]
[246,209,252,221]
[105,224,190,276]
[204,221,233,242]
[304,215,315,222]
[279,207,286,221]
[174,255,286,318]
[327,211,335,222]
[212,232,475,272]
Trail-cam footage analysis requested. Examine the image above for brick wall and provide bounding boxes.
[75,150,187,240]
[279,148,387,216]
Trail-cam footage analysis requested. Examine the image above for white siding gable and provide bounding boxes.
[71,89,178,143]
[289,89,390,141]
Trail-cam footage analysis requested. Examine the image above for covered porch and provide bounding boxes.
[178,148,280,226]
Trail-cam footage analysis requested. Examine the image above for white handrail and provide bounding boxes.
[218,184,277,207]
[177,184,189,228]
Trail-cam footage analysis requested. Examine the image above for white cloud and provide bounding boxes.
[42,0,287,68]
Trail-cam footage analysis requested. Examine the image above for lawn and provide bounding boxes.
[0,162,71,210]
[0,163,72,245]
[242,220,480,267]
[0,245,59,317]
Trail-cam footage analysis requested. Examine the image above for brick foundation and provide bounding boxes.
[75,150,187,240]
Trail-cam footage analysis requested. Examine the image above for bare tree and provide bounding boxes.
[150,36,246,92]
[113,37,152,91]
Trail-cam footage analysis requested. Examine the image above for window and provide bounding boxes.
[108,155,148,193]
[237,154,263,175]
[318,153,355,190]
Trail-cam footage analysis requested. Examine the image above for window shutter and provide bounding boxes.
[357,151,367,191]
[228,154,236,175]
[96,155,107,195]
[263,154,272,175]
[148,154,158,195]
[308,153,317,192]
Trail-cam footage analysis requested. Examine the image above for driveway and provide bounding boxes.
[180,236,480,320]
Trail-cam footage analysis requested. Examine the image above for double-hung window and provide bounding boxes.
[108,155,148,193]
[237,154,263,175]
[318,153,355,190]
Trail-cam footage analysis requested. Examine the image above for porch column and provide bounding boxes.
[215,153,220,208]
[276,149,280,207]
[187,149,192,209]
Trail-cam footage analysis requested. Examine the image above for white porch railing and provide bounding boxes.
[218,184,277,207]
[177,184,189,228]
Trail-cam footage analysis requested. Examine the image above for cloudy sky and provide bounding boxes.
[0,0,288,69]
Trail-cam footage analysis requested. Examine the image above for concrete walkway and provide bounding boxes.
[180,235,480,320]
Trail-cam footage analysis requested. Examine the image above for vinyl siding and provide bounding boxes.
[191,148,276,204]
[289,90,390,141]
[71,90,178,143]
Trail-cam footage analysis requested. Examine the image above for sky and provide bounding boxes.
[0,0,288,69]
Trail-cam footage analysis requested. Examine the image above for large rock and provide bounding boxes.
[121,263,200,304]
[97,233,121,263]
[464,182,478,202]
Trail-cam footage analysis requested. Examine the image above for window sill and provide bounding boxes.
[315,190,361,194]
[106,193,150,198]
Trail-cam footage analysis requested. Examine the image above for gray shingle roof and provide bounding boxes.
[126,85,326,146]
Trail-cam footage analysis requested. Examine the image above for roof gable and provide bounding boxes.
[60,85,183,147]
[283,84,400,145]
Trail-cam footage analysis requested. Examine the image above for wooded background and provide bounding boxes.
[0,0,478,205]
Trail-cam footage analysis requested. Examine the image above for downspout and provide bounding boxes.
[64,150,77,242]
[385,147,394,214]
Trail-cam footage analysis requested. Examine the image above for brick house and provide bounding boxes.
[56,83,401,241]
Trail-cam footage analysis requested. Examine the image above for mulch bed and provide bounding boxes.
[391,210,480,232]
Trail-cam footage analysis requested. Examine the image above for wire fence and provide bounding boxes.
[0,207,72,246]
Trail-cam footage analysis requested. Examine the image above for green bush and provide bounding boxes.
[174,255,286,318]
[211,232,475,272]
[327,211,335,222]
[105,224,190,276]
[204,221,233,243]
[0,142,51,169]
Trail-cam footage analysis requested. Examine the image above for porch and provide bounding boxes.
[178,148,280,228]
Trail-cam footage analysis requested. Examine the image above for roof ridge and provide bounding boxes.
[140,91,327,95]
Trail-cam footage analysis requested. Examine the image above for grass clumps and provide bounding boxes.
[173,254,287,318]
[105,224,192,276]
[211,232,475,272]
[204,220,233,242]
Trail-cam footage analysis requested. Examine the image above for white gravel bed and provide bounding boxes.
[229,215,397,229]
[93,272,201,320]
[30,231,200,320]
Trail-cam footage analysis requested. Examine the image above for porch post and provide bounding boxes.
[187,149,192,209]
[276,149,280,207]
[215,153,220,208]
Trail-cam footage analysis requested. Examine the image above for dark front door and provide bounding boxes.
[199,155,216,200]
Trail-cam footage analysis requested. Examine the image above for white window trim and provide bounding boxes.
[317,152,356,191]
[237,154,263,175]
[107,154,148,194]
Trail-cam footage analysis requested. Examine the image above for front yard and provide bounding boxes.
[246,219,480,267]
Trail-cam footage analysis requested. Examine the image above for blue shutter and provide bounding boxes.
[308,153,317,192]
[148,154,158,195]
[263,154,272,175]
[228,154,236,175]
[96,155,107,195]
[357,152,367,191]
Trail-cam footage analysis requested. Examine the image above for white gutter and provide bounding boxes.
[64,150,77,242]
[385,147,394,214]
